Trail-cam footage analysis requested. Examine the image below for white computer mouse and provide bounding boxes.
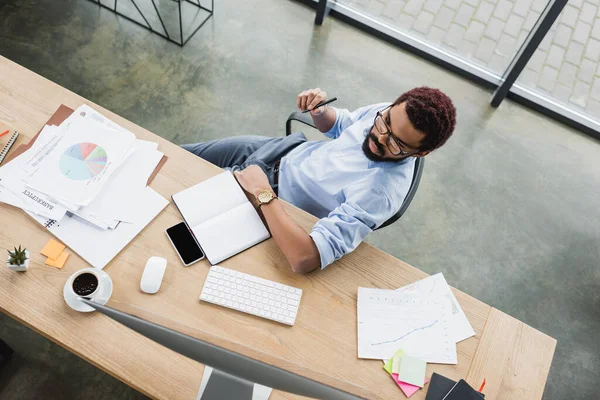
[140,256,167,294]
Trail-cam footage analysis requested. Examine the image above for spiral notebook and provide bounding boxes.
[0,128,19,165]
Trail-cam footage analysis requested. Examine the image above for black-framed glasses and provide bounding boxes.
[373,107,418,156]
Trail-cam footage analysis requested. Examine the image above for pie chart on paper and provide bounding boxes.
[59,143,108,180]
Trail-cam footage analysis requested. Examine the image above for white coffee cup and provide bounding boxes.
[71,269,102,298]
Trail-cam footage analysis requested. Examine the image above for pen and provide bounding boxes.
[0,129,9,138]
[302,97,338,113]
[478,378,486,392]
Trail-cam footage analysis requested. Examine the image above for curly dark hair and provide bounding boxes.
[392,87,456,152]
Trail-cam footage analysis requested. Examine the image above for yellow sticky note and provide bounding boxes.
[383,348,405,374]
[40,239,66,260]
[392,353,402,374]
[45,251,70,269]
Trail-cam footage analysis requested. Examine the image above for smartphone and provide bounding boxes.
[165,222,205,266]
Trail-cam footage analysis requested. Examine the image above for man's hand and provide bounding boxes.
[297,88,328,115]
[233,165,272,198]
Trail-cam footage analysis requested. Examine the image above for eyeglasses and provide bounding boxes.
[373,107,417,156]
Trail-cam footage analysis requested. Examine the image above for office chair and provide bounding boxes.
[285,111,424,230]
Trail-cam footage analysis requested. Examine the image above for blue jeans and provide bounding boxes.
[182,133,307,192]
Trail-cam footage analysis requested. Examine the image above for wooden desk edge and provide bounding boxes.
[466,307,557,400]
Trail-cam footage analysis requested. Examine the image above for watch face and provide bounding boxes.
[257,191,273,203]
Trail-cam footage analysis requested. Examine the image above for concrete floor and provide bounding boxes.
[0,0,599,399]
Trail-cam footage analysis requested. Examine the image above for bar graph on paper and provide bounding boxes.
[357,288,457,364]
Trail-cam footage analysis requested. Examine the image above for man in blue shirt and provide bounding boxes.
[183,87,456,273]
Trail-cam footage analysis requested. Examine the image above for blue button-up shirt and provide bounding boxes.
[278,103,415,269]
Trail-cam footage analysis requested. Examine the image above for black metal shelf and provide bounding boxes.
[88,0,213,46]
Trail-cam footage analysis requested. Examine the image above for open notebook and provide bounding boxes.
[172,171,270,265]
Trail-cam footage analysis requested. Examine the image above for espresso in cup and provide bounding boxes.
[72,272,99,296]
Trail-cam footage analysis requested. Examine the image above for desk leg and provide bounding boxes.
[0,339,14,369]
[315,0,331,25]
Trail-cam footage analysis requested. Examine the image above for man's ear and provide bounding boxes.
[413,150,430,158]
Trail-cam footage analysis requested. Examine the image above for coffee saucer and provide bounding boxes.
[63,268,113,312]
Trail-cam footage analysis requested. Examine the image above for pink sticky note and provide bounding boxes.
[391,373,428,398]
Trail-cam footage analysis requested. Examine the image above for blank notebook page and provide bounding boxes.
[172,171,248,228]
[192,202,269,264]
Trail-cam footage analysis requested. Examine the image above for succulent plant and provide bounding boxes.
[8,246,28,266]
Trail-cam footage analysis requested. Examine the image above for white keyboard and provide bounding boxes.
[200,266,302,326]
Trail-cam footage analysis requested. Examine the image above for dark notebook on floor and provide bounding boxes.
[426,373,485,400]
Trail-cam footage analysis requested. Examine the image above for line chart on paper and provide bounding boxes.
[357,288,457,364]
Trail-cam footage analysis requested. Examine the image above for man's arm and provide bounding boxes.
[297,88,337,134]
[234,166,320,274]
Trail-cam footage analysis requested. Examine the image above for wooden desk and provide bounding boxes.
[0,56,556,400]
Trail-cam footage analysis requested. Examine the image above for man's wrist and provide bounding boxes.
[255,188,277,207]
[253,187,275,197]
[260,197,279,208]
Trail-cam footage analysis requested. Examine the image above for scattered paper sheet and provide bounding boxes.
[82,141,164,223]
[0,151,68,221]
[396,273,475,343]
[0,184,50,216]
[40,239,66,260]
[22,125,62,171]
[26,187,168,269]
[357,288,457,363]
[1,104,167,270]
[26,115,136,206]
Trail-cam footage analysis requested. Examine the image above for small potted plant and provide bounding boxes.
[7,246,29,272]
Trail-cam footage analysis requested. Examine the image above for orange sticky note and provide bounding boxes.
[40,239,66,260]
[45,251,70,269]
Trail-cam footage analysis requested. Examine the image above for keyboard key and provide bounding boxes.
[288,300,299,308]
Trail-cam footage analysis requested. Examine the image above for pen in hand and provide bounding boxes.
[302,97,338,113]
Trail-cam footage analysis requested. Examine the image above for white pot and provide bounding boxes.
[7,250,29,272]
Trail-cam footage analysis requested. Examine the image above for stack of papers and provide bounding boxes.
[357,287,457,364]
[395,273,475,343]
[0,105,169,269]
[358,275,476,397]
[357,274,475,364]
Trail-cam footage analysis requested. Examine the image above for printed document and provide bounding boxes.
[26,115,135,206]
[357,287,457,364]
[396,273,475,343]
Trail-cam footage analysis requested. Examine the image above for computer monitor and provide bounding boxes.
[81,299,363,400]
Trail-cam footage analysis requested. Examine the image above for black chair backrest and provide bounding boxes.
[285,111,424,230]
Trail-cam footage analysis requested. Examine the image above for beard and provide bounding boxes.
[362,129,394,162]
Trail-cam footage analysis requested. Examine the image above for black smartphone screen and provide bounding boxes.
[166,222,204,265]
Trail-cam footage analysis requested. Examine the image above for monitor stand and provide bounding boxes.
[198,367,272,400]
